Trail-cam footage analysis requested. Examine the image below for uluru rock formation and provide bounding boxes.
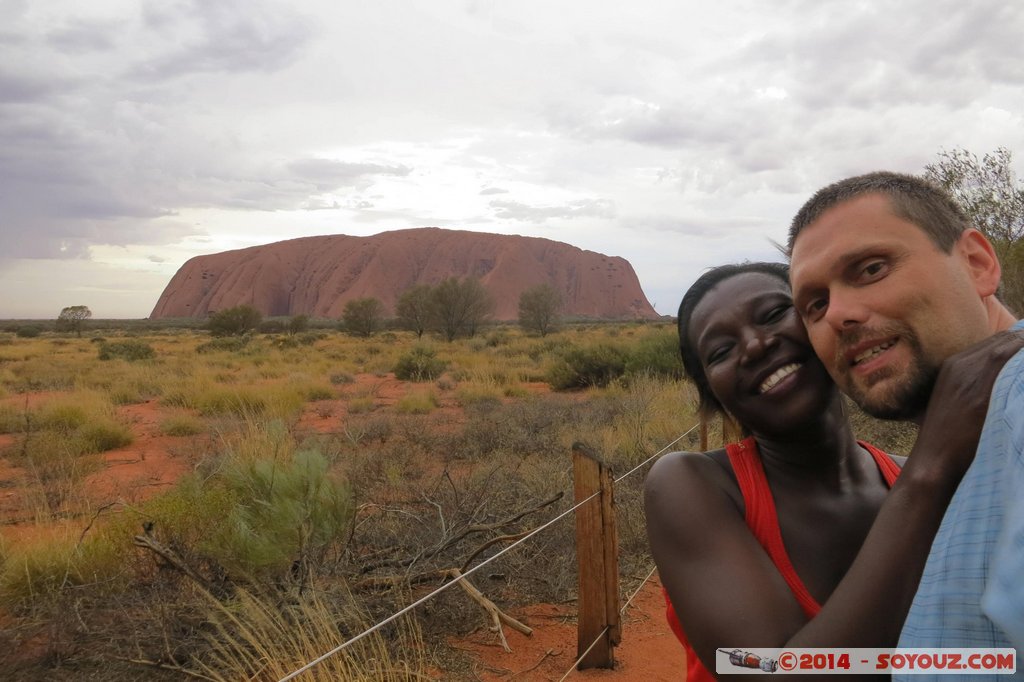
[150,227,659,320]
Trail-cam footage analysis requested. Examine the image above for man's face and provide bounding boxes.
[789,193,990,420]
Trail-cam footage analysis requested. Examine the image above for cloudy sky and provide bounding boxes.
[2,0,1023,318]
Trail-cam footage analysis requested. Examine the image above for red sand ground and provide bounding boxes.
[0,374,687,680]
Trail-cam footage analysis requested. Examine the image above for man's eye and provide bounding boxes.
[860,260,887,279]
[803,298,827,320]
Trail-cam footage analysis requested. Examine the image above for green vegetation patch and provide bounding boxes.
[98,339,156,361]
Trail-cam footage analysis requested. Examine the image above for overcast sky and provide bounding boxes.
[2,0,1023,318]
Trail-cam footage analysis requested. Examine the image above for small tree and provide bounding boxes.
[341,298,384,337]
[923,147,1024,313]
[287,314,310,335]
[518,284,562,336]
[431,277,493,342]
[395,284,435,339]
[208,305,262,337]
[56,305,92,337]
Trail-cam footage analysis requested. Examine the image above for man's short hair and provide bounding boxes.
[786,171,971,254]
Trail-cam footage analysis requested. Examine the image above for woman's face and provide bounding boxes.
[688,272,835,434]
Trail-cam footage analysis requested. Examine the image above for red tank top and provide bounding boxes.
[665,437,900,682]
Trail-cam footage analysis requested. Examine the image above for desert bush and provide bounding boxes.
[207,305,262,337]
[160,414,205,436]
[6,430,99,512]
[329,371,355,385]
[107,378,163,405]
[77,419,133,453]
[395,390,438,414]
[546,342,629,389]
[347,396,375,414]
[207,449,352,580]
[36,401,90,432]
[303,383,335,401]
[0,530,124,604]
[98,339,156,361]
[133,474,240,555]
[624,328,684,379]
[15,326,42,338]
[0,404,28,434]
[258,319,286,334]
[340,415,393,447]
[195,387,266,417]
[455,383,504,407]
[393,346,447,382]
[196,336,252,354]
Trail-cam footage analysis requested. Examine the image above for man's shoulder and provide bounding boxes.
[997,320,1024,384]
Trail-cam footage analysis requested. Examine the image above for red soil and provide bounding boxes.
[0,375,687,680]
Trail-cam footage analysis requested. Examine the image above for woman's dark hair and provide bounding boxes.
[677,262,790,416]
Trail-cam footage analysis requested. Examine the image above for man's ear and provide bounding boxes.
[958,228,1002,297]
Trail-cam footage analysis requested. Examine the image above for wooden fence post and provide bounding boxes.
[571,443,620,670]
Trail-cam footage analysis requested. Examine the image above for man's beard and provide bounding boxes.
[836,324,940,421]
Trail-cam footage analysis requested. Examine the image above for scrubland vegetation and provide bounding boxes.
[0,320,913,680]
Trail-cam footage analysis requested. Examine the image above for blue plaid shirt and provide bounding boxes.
[897,320,1024,680]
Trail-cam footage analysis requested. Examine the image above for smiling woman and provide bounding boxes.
[644,261,1009,681]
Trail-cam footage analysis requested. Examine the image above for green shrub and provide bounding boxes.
[15,326,41,338]
[208,449,353,579]
[393,346,447,382]
[98,339,156,361]
[207,305,262,337]
[329,371,355,385]
[546,343,629,389]
[258,319,286,334]
[624,329,684,379]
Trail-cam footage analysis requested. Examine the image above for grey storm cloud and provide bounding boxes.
[288,159,412,192]
[0,0,359,261]
[129,0,314,81]
[489,198,616,222]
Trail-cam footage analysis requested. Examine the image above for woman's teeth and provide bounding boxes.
[760,363,801,393]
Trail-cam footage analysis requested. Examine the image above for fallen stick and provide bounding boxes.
[447,568,532,652]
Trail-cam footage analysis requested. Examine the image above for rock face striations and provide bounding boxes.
[149,228,659,320]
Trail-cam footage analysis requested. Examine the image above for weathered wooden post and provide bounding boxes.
[571,443,621,669]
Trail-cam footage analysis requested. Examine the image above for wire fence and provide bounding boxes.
[278,422,700,682]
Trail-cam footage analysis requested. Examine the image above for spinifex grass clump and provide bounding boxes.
[395,389,438,414]
[0,526,124,607]
[393,345,447,381]
[97,339,156,361]
[194,585,426,681]
[159,413,205,436]
[546,342,630,389]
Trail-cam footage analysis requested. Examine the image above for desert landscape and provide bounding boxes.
[0,319,703,680]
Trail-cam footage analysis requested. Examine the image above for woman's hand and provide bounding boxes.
[913,329,1024,479]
